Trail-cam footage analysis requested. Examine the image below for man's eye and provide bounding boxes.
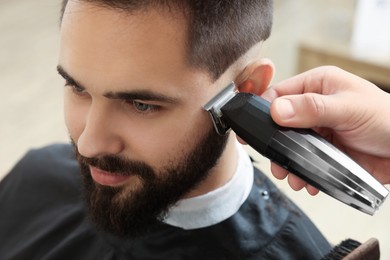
[132,100,159,113]
[72,85,85,94]
[64,81,87,96]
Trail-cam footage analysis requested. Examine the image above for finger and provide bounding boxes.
[265,66,376,130]
[270,162,288,180]
[287,174,306,191]
[272,163,320,195]
[269,66,348,97]
[269,92,347,129]
[306,184,320,196]
[261,86,279,102]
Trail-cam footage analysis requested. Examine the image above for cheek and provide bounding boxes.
[132,109,212,166]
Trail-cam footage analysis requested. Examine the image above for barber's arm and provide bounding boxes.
[261,66,390,194]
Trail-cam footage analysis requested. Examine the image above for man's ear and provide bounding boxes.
[235,58,274,96]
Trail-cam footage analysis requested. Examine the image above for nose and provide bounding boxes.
[77,103,124,158]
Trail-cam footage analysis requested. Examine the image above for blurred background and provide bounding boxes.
[1,0,390,258]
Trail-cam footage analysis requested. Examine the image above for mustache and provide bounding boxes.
[73,145,155,180]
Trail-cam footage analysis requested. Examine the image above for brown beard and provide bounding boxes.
[73,126,228,238]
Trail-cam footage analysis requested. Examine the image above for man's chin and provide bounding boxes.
[83,178,165,239]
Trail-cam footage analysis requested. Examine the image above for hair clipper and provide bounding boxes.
[203,82,388,215]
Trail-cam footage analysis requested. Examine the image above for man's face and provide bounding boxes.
[59,1,230,237]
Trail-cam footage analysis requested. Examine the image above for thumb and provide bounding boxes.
[270,93,340,129]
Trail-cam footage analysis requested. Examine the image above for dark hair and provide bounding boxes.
[61,0,273,80]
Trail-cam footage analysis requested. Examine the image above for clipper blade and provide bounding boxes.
[203,82,237,135]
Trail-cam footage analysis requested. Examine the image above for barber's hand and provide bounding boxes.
[262,66,390,194]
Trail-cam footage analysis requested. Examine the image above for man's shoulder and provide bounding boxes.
[2,143,79,186]
[10,143,76,173]
[1,143,83,213]
[218,165,331,258]
[1,142,80,201]
[244,166,303,229]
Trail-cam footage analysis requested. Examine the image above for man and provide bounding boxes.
[0,0,331,259]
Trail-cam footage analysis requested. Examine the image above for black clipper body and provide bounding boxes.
[204,82,388,215]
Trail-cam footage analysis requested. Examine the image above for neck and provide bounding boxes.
[183,133,238,198]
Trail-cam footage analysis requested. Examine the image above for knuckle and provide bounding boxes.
[305,93,326,119]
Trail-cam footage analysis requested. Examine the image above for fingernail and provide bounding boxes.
[274,98,295,120]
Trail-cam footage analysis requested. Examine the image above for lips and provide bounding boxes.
[90,166,132,186]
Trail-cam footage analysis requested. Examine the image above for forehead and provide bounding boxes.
[59,1,204,93]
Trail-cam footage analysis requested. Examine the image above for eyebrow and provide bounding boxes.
[104,91,179,104]
[57,65,86,90]
[57,65,180,104]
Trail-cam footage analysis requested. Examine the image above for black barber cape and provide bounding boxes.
[0,144,331,259]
